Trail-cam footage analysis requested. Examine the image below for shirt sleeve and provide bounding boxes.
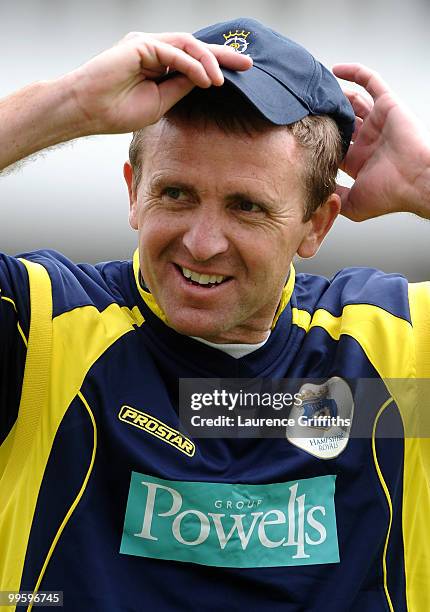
[0,254,30,445]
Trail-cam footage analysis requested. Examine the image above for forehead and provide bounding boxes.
[139,119,303,188]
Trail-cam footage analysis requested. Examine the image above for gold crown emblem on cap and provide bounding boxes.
[223,29,250,40]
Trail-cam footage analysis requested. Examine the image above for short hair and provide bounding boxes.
[129,85,342,221]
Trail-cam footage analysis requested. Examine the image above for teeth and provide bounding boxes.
[181,266,226,285]
[196,273,210,284]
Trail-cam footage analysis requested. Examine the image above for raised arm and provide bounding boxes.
[332,63,430,221]
[0,31,252,171]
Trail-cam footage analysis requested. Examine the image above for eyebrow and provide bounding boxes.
[150,176,197,196]
[225,192,274,208]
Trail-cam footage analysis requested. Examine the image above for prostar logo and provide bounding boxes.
[118,405,195,457]
[120,473,339,568]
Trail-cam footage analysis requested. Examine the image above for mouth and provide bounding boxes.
[174,264,232,289]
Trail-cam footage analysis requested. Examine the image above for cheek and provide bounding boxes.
[137,208,184,264]
[246,230,299,286]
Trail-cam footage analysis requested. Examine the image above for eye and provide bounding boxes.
[237,201,263,213]
[163,187,185,200]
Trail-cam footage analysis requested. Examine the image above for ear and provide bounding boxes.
[297,193,341,258]
[123,161,138,230]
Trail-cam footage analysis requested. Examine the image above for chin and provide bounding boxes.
[166,311,227,341]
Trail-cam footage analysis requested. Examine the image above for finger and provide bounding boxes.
[189,45,224,86]
[333,63,390,100]
[351,116,363,141]
[148,32,252,71]
[149,33,225,85]
[335,184,350,205]
[342,88,373,121]
[151,34,253,78]
[336,184,370,222]
[335,185,357,220]
[138,40,213,88]
[137,65,169,79]
[206,43,253,71]
[337,142,366,179]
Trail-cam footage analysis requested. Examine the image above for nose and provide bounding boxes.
[182,208,229,262]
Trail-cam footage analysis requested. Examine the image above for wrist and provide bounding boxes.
[48,72,97,139]
[401,137,430,219]
[410,146,430,219]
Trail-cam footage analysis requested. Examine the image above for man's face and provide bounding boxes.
[126,119,335,343]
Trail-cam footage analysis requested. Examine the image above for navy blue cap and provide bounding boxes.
[193,17,355,156]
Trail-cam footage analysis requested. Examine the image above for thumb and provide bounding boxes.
[336,184,357,220]
[157,74,195,116]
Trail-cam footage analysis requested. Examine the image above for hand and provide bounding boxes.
[332,63,430,220]
[66,31,252,135]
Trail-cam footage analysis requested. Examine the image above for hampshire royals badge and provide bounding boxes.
[222,29,251,54]
[286,377,354,459]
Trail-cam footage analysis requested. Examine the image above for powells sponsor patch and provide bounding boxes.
[120,472,339,568]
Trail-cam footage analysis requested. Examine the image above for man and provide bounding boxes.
[0,16,429,611]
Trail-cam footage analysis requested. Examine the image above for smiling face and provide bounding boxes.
[124,118,339,343]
